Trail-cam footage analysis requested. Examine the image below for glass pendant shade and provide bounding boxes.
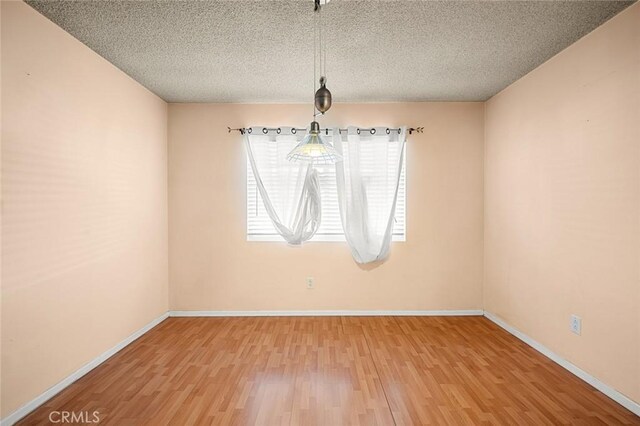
[287,122,342,165]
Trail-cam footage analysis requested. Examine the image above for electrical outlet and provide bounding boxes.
[306,277,315,289]
[570,315,582,335]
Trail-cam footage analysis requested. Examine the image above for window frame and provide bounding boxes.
[246,145,407,243]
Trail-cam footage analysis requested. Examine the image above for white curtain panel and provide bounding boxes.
[244,127,321,245]
[333,127,407,264]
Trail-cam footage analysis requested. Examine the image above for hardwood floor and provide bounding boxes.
[18,317,639,425]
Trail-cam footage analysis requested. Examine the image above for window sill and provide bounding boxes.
[247,235,406,243]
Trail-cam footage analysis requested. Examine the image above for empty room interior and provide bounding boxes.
[1,0,639,424]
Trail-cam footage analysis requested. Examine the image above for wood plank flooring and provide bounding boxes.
[18,317,639,425]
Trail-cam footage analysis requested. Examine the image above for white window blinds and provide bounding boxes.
[247,138,406,242]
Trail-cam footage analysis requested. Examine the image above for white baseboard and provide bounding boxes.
[484,311,640,417]
[0,312,170,426]
[169,309,484,317]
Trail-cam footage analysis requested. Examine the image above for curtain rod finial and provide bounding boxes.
[228,127,246,135]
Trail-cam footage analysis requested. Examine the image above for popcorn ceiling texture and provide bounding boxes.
[26,0,634,103]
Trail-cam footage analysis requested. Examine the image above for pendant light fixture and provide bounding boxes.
[287,0,342,165]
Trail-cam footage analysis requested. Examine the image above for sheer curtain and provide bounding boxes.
[333,127,406,263]
[244,127,321,245]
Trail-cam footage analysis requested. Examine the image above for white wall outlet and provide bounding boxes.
[306,277,315,289]
[570,315,582,335]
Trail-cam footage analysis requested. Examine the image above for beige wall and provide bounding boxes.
[484,3,639,404]
[169,103,484,311]
[3,0,639,418]
[1,1,169,416]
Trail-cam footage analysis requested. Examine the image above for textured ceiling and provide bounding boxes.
[27,0,634,102]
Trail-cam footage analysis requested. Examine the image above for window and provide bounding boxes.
[246,147,406,242]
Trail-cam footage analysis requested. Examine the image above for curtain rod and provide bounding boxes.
[227,127,424,135]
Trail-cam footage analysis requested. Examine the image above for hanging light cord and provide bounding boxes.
[313,2,317,120]
[321,2,326,79]
[319,3,323,78]
[311,0,329,119]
